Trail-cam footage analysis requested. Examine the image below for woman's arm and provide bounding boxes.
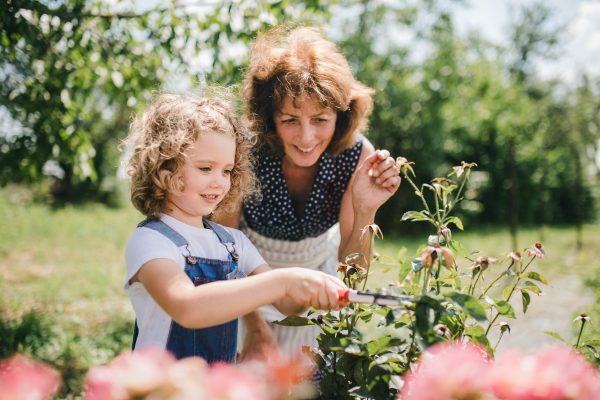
[338,138,401,268]
[134,260,344,329]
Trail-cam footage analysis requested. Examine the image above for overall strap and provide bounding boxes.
[203,219,239,261]
[137,219,188,247]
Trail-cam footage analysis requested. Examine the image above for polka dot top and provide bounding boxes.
[243,136,364,241]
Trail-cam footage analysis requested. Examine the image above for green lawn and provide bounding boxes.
[2,186,600,397]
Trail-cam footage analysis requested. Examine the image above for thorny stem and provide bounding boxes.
[362,233,374,291]
[486,257,537,335]
[436,264,442,294]
[494,332,504,352]
[576,319,586,349]
[479,261,515,300]
[434,188,441,224]
[442,172,468,223]
[422,269,432,295]
[470,269,482,297]
[403,173,436,226]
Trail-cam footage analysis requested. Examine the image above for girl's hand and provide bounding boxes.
[284,269,347,311]
[351,149,400,214]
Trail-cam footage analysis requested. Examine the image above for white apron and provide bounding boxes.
[238,216,341,362]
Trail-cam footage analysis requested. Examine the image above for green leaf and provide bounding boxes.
[401,211,430,222]
[544,331,566,343]
[366,362,393,399]
[446,216,464,230]
[444,292,488,322]
[465,326,492,353]
[411,257,423,273]
[359,312,373,323]
[322,338,368,356]
[397,246,408,264]
[345,253,364,263]
[493,299,516,319]
[519,281,544,295]
[503,285,517,301]
[322,326,337,334]
[520,271,549,285]
[376,255,397,266]
[398,257,415,282]
[522,291,530,314]
[585,345,600,359]
[272,315,315,326]
[501,269,517,277]
[353,361,366,387]
[583,340,600,347]
[449,240,468,257]
[366,336,404,355]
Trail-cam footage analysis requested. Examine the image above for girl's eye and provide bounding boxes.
[199,167,211,172]
[282,119,296,124]
[223,169,232,175]
[316,118,328,123]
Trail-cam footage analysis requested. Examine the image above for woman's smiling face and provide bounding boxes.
[274,93,337,168]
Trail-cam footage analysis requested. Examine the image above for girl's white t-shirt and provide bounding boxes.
[124,213,266,351]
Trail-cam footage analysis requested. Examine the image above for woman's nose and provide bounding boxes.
[299,121,315,143]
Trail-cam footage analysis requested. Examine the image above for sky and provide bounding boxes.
[450,0,600,84]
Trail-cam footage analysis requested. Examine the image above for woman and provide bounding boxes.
[217,26,401,362]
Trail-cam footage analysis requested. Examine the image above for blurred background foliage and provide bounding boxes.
[1,0,599,241]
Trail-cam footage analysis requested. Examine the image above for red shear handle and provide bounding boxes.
[337,288,350,302]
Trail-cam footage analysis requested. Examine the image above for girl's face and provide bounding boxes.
[273,93,337,168]
[166,131,236,227]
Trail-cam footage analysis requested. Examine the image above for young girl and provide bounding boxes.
[121,91,345,363]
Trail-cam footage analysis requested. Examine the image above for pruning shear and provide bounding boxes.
[337,288,412,307]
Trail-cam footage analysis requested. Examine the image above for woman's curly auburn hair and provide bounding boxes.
[121,89,259,221]
[242,25,375,157]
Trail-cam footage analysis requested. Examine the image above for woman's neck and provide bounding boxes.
[281,156,320,218]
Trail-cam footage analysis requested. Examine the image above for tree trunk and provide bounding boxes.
[509,135,519,251]
[571,144,583,250]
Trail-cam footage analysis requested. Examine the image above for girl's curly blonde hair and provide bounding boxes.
[122,89,259,221]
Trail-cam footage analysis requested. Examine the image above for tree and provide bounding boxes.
[0,0,330,203]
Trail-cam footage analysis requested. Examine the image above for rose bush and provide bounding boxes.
[274,159,551,399]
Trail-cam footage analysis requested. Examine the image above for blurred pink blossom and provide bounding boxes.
[85,346,178,400]
[0,354,61,400]
[488,347,600,400]
[400,342,489,400]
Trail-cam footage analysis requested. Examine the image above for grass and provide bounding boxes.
[2,185,600,397]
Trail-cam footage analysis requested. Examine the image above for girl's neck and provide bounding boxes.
[163,203,205,228]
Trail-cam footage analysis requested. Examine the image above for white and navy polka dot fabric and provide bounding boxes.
[243,137,364,241]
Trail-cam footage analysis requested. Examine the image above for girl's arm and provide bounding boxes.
[338,138,401,268]
[133,259,344,329]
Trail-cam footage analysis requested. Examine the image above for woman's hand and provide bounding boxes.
[240,311,281,363]
[351,149,400,214]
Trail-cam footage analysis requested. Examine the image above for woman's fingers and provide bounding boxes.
[371,154,397,179]
[374,164,400,185]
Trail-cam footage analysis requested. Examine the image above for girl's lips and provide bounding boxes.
[201,194,220,204]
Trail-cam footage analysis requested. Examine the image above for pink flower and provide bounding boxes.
[205,362,269,400]
[400,342,489,400]
[0,354,61,400]
[527,242,545,259]
[84,346,177,400]
[488,347,600,400]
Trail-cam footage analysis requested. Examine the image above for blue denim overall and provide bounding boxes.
[131,218,246,363]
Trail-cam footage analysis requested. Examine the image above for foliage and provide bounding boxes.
[0,0,330,203]
[274,159,549,399]
[336,1,600,234]
[0,309,133,397]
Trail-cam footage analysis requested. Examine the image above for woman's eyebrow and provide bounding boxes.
[279,111,330,118]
